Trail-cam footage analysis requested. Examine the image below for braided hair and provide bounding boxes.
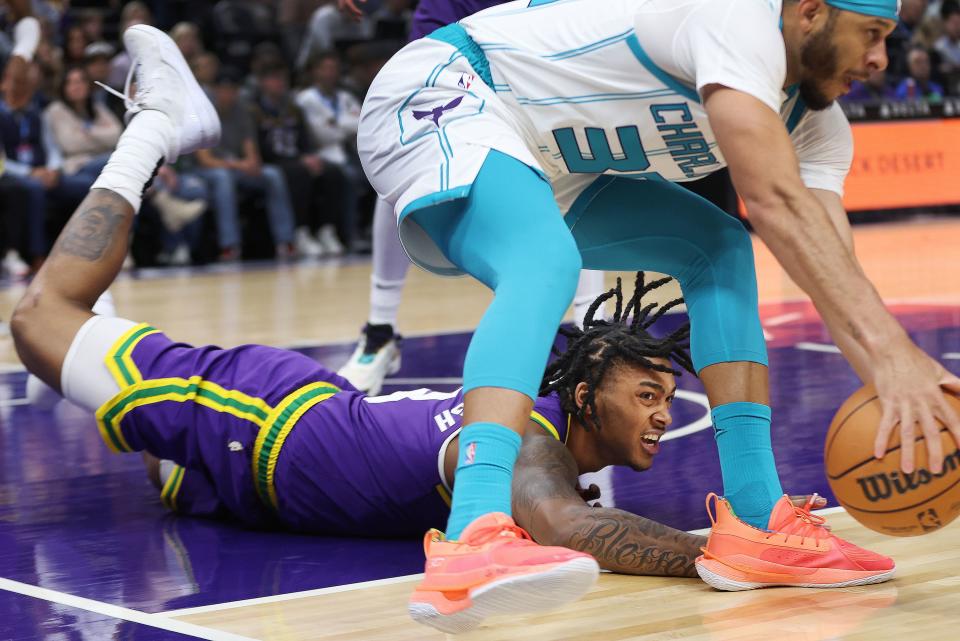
[539,272,694,431]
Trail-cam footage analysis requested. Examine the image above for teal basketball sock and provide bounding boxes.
[445,422,522,540]
[712,402,783,529]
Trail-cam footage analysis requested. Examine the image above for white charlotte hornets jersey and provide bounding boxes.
[357,0,853,274]
[459,0,852,196]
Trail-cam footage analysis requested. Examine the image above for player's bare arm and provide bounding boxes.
[12,188,135,389]
[703,86,960,474]
[511,431,705,578]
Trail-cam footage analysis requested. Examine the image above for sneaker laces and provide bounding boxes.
[95,59,147,116]
[463,522,533,546]
[767,503,831,546]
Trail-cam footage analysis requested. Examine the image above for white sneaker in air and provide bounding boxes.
[104,24,220,162]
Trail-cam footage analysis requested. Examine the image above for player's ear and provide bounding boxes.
[797,0,828,31]
[574,381,590,411]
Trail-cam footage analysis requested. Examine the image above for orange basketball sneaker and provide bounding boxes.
[408,512,600,633]
[695,493,895,591]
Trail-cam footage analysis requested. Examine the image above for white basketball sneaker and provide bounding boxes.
[337,324,401,396]
[100,24,220,162]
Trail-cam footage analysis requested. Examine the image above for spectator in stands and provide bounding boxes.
[191,51,220,92]
[843,68,897,102]
[935,1,960,93]
[297,50,362,252]
[108,1,151,90]
[279,0,324,62]
[0,60,87,272]
[896,46,946,100]
[211,0,280,72]
[170,21,205,65]
[77,9,104,45]
[888,0,929,78]
[62,24,88,66]
[42,65,119,183]
[153,164,209,267]
[252,60,347,256]
[82,41,113,107]
[297,1,373,70]
[33,30,62,103]
[194,68,296,261]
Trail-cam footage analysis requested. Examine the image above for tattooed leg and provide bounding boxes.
[11,189,136,389]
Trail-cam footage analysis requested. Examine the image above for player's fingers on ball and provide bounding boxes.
[898,406,917,474]
[874,404,896,459]
[919,409,944,474]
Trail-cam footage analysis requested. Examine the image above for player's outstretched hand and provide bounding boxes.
[337,0,366,20]
[872,340,960,475]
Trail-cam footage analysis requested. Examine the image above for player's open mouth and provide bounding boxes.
[640,431,662,455]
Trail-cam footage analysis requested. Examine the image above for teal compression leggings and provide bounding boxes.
[409,151,766,401]
[566,175,767,370]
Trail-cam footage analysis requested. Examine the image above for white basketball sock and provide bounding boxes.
[369,197,411,327]
[91,111,173,211]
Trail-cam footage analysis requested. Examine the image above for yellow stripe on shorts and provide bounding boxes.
[104,323,160,388]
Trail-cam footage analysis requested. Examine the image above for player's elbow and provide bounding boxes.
[10,289,42,353]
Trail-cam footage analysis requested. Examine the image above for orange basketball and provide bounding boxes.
[824,385,960,536]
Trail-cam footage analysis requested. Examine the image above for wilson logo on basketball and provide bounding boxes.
[855,449,960,502]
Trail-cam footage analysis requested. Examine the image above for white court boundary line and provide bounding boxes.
[164,506,851,619]
[162,573,425,618]
[0,577,257,640]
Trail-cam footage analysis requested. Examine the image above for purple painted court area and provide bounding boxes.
[0,302,958,639]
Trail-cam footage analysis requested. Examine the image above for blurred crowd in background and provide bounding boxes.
[0,0,410,275]
[0,0,956,277]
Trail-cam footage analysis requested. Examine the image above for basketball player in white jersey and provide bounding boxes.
[358,0,959,632]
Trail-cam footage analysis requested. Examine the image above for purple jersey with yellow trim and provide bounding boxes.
[99,325,569,536]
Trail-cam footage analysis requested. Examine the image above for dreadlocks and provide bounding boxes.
[539,272,694,432]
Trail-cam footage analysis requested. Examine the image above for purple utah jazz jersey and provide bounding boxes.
[274,387,569,536]
[409,0,504,40]
[106,328,570,537]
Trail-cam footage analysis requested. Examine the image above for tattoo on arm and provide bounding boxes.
[53,190,129,261]
[512,432,582,524]
[512,431,705,578]
[563,512,706,578]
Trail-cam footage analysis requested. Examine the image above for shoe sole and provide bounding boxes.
[408,556,599,634]
[125,25,221,160]
[696,558,896,591]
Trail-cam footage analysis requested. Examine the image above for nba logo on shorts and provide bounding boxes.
[464,442,476,465]
[917,508,942,531]
[458,73,475,90]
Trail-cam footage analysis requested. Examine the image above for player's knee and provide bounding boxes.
[521,233,582,302]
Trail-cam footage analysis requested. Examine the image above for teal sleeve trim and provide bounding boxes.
[428,24,495,90]
[626,33,700,104]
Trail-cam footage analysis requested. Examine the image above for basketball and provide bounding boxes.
[825,385,960,537]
